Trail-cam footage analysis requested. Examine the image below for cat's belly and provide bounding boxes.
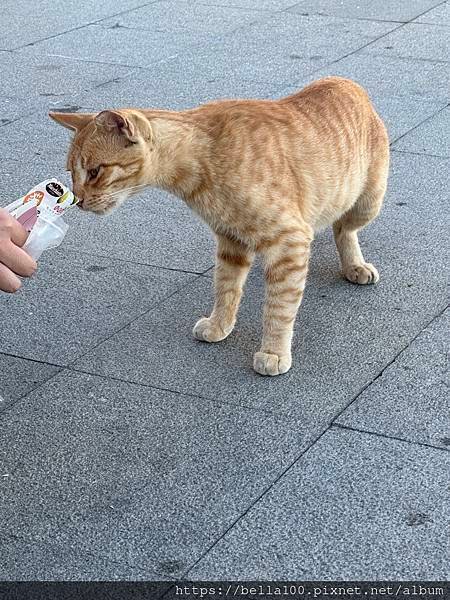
[192,171,365,244]
[306,173,367,232]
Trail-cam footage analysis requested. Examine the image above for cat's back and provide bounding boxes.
[285,76,370,105]
[192,77,384,150]
[283,77,372,115]
[279,77,387,145]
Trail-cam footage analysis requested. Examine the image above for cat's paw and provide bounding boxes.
[253,351,292,376]
[343,262,379,285]
[193,317,232,343]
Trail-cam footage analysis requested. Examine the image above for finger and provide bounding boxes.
[8,215,29,247]
[0,263,22,293]
[0,242,37,278]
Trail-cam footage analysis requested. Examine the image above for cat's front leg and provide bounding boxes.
[193,235,254,343]
[254,226,312,376]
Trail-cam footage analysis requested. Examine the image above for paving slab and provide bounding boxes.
[287,0,443,23]
[0,50,132,117]
[364,22,450,62]
[0,538,166,584]
[193,0,299,10]
[19,22,217,69]
[0,249,194,365]
[65,194,215,273]
[66,195,216,273]
[0,0,157,50]
[0,353,60,409]
[100,1,267,36]
[392,107,450,156]
[413,1,450,24]
[0,96,35,126]
[337,310,450,449]
[188,427,450,579]
[365,96,448,143]
[0,370,308,578]
[73,153,449,416]
[74,61,282,111]
[139,13,397,86]
[286,49,449,101]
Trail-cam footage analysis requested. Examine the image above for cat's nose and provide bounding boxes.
[76,198,85,210]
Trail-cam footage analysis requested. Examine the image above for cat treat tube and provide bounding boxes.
[5,179,78,260]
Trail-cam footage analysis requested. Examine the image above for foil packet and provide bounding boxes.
[5,179,78,260]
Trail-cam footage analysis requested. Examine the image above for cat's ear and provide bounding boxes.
[49,112,95,131]
[95,110,137,142]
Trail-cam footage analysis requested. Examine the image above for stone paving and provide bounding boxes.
[0,0,449,585]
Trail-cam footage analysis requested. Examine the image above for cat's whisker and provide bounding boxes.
[100,184,147,199]
[109,186,146,196]
[103,184,147,196]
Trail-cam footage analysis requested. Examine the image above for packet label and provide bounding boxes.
[5,179,78,260]
[6,178,78,230]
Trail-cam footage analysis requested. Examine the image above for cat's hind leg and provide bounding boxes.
[333,153,388,285]
[193,235,254,343]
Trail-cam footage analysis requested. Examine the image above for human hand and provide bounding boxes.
[0,208,37,293]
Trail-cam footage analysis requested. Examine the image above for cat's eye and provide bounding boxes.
[88,167,100,180]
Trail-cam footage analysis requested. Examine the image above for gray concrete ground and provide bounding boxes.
[0,0,449,584]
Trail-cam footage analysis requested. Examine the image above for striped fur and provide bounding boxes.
[50,77,389,376]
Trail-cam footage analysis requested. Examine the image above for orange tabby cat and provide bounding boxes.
[50,77,389,376]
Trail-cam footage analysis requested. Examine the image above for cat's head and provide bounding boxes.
[49,110,153,214]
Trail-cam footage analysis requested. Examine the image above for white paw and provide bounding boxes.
[253,351,292,376]
[193,317,232,343]
[344,262,379,285]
